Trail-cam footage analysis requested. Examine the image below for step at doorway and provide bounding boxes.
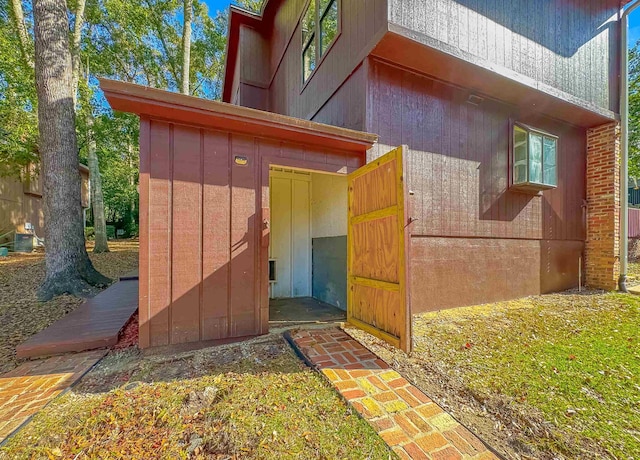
[269,297,346,327]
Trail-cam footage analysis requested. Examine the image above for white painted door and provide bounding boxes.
[269,169,311,298]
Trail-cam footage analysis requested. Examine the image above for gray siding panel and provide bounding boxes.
[312,236,347,310]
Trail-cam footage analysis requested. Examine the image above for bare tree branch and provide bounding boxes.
[181,0,192,94]
[71,0,86,107]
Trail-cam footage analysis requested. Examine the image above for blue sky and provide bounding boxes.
[204,1,640,49]
[631,12,640,46]
[203,0,238,14]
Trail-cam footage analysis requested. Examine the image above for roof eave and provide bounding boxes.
[100,78,377,153]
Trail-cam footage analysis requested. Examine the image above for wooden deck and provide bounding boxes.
[16,279,139,359]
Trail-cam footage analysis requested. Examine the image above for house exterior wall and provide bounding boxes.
[138,117,364,348]
[367,59,587,312]
[585,122,621,290]
[387,0,621,113]
[224,0,623,315]
[237,25,270,110]
[0,167,89,243]
[235,0,386,121]
[310,63,367,131]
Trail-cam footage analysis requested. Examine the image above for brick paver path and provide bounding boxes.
[0,350,105,443]
[290,328,498,460]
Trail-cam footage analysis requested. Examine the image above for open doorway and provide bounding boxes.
[268,166,347,326]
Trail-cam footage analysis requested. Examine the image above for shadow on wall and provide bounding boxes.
[369,66,586,238]
[140,120,362,349]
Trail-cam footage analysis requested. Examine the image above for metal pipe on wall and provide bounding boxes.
[619,0,640,291]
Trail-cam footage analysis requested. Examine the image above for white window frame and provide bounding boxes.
[511,122,558,193]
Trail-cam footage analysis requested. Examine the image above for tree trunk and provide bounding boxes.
[33,0,110,301]
[181,0,192,95]
[68,0,109,254]
[70,0,86,107]
[87,114,109,253]
[128,143,136,235]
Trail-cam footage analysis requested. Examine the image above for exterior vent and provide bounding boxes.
[467,94,484,106]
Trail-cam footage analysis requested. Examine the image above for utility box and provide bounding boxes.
[14,233,34,253]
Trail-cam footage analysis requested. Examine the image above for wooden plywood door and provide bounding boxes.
[269,170,311,298]
[347,146,411,352]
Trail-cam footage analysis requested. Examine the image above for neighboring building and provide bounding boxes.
[102,0,628,351]
[0,164,90,250]
[629,178,640,208]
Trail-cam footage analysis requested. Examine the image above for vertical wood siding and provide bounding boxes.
[387,0,619,112]
[629,208,640,239]
[138,119,364,348]
[238,26,270,110]
[311,64,367,131]
[239,26,270,85]
[367,59,587,312]
[236,0,386,123]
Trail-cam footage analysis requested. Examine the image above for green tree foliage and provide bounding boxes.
[79,0,237,232]
[83,0,229,99]
[2,0,255,232]
[238,0,262,13]
[0,0,38,178]
[92,111,139,232]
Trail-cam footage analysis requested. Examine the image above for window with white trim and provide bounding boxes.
[512,123,558,192]
[302,0,339,83]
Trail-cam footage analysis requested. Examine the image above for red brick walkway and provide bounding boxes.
[290,328,498,460]
[0,350,105,443]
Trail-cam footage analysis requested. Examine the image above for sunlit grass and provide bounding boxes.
[412,292,640,458]
[0,338,391,459]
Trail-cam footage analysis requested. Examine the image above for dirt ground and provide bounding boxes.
[347,290,640,460]
[0,240,138,374]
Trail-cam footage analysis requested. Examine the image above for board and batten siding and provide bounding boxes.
[269,170,312,298]
[367,59,587,312]
[138,117,365,348]
[387,0,620,112]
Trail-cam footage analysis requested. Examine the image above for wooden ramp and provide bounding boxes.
[16,279,139,359]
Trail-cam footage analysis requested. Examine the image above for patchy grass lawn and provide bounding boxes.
[627,261,640,286]
[0,240,138,374]
[0,335,392,459]
[348,291,640,460]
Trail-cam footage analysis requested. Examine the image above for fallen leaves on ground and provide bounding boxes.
[0,336,391,460]
[0,240,138,374]
[348,290,640,460]
[113,311,139,350]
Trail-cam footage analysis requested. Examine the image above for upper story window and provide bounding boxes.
[512,123,558,192]
[302,0,340,83]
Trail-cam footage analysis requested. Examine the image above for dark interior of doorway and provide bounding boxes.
[268,167,348,327]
